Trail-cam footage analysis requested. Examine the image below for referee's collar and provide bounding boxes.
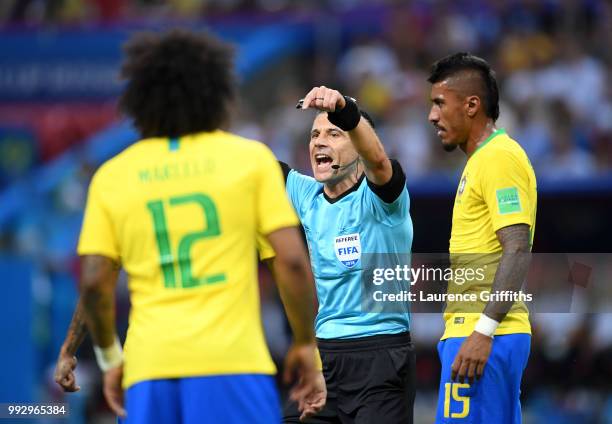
[323,173,365,204]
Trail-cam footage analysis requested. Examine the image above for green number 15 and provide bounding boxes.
[146,193,225,288]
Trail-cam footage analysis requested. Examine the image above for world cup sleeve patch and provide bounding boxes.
[496,187,522,214]
[334,233,361,268]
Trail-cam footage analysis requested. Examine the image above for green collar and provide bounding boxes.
[473,128,506,155]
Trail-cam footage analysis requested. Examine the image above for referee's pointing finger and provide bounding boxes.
[301,87,319,110]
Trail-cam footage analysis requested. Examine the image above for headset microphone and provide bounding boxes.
[331,158,359,171]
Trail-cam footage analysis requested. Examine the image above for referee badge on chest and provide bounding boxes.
[334,233,361,268]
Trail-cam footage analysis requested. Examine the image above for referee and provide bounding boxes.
[280,86,415,423]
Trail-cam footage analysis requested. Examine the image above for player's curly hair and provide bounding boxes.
[427,52,500,121]
[119,29,236,138]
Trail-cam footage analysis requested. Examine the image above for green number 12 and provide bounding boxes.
[147,193,225,288]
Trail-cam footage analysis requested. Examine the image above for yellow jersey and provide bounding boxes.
[77,130,299,388]
[443,129,537,340]
[257,234,276,261]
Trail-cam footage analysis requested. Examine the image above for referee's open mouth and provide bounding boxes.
[314,153,334,173]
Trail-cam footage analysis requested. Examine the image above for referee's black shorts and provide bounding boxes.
[283,331,415,424]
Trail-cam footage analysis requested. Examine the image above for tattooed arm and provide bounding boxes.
[80,255,120,349]
[54,298,88,392]
[55,258,120,392]
[62,299,88,356]
[483,224,532,322]
[451,224,532,384]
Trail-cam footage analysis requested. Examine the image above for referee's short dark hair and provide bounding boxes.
[427,52,500,122]
[119,29,236,139]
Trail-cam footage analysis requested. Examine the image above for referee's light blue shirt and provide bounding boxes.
[286,170,413,339]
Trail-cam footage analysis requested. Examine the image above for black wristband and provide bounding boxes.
[327,96,361,131]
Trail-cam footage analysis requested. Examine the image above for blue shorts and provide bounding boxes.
[118,374,280,424]
[435,334,531,424]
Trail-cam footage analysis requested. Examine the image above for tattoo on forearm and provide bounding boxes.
[484,224,531,322]
[64,299,88,355]
[82,289,115,346]
[80,256,120,348]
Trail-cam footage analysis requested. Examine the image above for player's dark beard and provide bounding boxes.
[442,143,457,152]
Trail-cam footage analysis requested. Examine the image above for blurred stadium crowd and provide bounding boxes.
[0,0,611,423]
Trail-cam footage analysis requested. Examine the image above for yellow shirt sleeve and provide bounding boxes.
[480,150,534,232]
[254,145,299,236]
[77,170,120,260]
[257,234,276,261]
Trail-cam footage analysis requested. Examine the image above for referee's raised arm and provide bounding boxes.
[299,86,392,185]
